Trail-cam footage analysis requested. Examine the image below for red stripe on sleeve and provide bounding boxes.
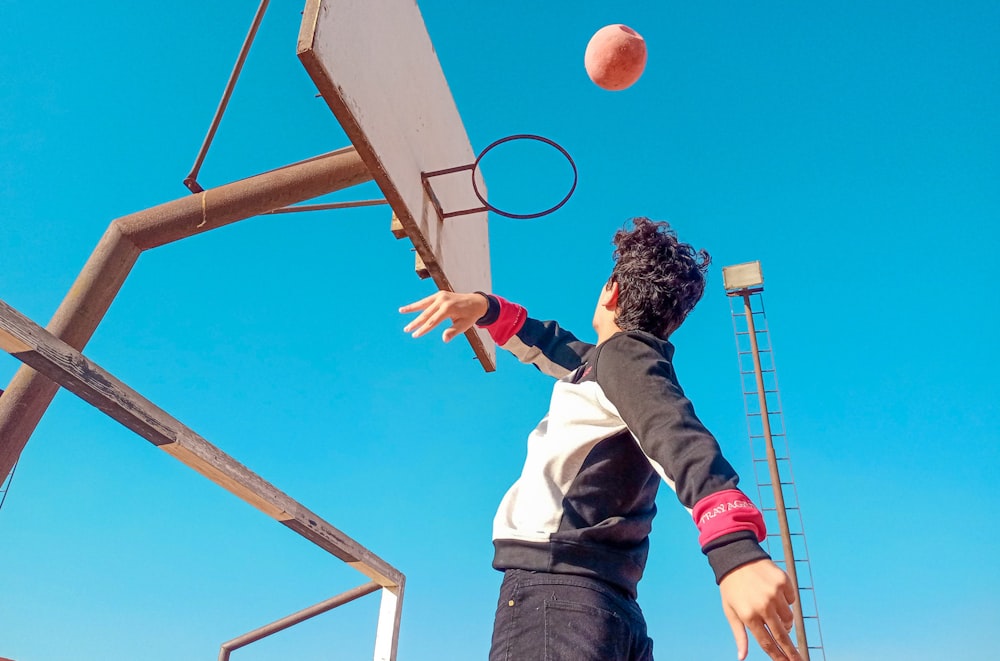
[692,489,766,547]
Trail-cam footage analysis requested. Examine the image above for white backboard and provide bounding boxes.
[298,0,495,371]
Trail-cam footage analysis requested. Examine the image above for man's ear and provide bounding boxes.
[602,281,620,310]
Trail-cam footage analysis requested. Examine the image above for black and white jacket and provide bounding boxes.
[477,294,769,599]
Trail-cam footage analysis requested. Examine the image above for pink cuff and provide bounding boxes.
[692,489,766,547]
[479,295,527,345]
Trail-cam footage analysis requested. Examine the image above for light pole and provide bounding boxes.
[722,261,810,660]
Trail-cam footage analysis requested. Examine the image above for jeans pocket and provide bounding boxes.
[543,599,629,661]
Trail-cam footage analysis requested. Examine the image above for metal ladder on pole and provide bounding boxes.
[729,291,827,660]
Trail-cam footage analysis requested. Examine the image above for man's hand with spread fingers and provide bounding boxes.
[719,559,802,661]
[400,291,488,342]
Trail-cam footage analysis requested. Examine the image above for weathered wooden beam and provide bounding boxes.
[0,296,403,590]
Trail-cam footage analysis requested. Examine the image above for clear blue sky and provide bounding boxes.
[1,2,998,660]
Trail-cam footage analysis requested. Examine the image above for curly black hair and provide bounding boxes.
[609,217,711,339]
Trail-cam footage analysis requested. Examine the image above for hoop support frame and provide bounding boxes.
[421,134,577,220]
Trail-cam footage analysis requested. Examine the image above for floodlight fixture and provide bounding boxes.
[722,260,764,292]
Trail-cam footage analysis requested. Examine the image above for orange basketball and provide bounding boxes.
[584,24,647,91]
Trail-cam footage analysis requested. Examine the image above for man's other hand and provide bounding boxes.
[719,559,802,661]
[400,291,489,342]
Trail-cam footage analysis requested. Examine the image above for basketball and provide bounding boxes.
[584,24,647,91]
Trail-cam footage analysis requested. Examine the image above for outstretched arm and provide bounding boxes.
[401,291,593,378]
[594,333,801,660]
[719,559,801,661]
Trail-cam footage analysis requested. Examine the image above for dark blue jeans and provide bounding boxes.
[489,569,655,661]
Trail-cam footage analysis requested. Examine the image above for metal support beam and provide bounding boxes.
[185,0,273,194]
[0,147,371,482]
[217,582,381,661]
[740,292,810,659]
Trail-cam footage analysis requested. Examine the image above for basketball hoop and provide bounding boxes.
[422,134,577,220]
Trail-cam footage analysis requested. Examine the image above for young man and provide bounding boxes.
[401,218,800,661]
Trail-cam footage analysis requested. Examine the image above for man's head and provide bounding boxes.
[596,217,711,340]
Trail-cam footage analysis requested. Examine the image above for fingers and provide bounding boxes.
[745,619,786,661]
[723,606,750,661]
[766,606,800,659]
[442,313,478,341]
[718,560,802,661]
[407,307,449,338]
[777,604,795,632]
[769,626,801,661]
[747,612,801,661]
[401,307,432,334]
[400,291,483,341]
[745,618,778,660]
[781,577,798,607]
[398,293,438,314]
[401,293,448,336]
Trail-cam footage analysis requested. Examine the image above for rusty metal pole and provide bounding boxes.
[741,292,810,659]
[217,582,381,661]
[0,147,371,480]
